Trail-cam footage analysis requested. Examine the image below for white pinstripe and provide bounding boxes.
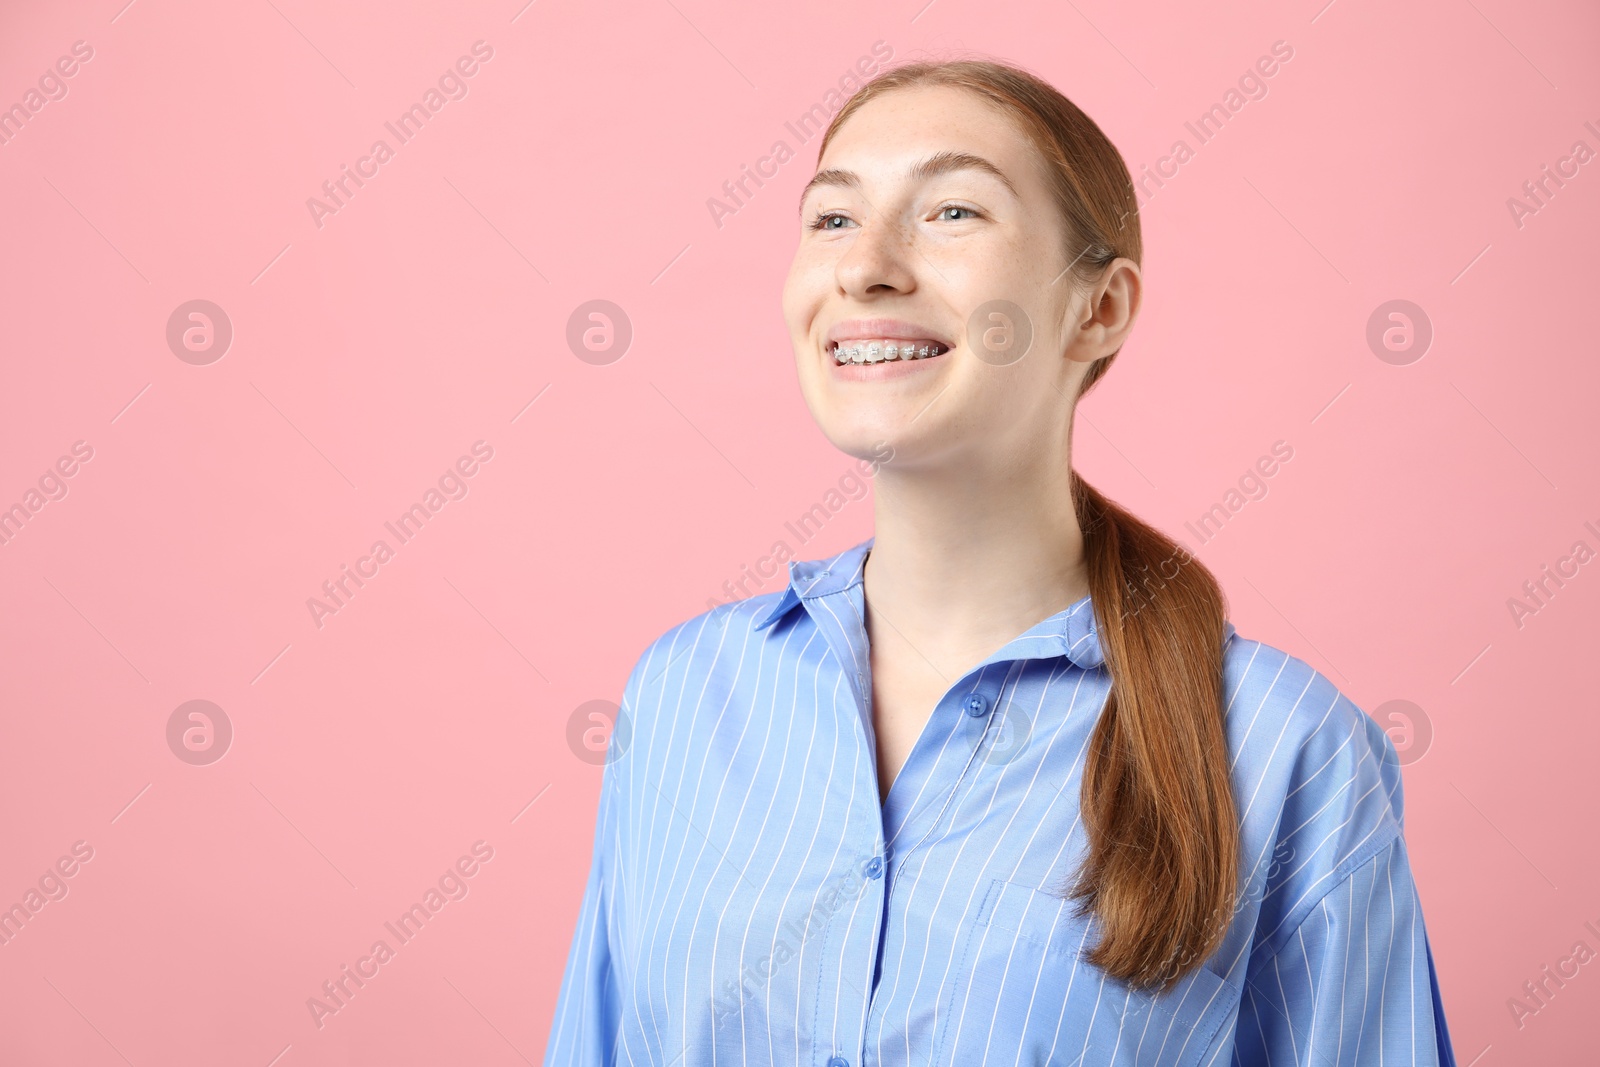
[544,538,1455,1067]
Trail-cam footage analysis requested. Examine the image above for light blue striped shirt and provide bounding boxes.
[544,537,1455,1066]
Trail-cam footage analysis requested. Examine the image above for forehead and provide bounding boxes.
[816,83,1046,189]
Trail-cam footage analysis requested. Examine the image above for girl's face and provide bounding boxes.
[782,83,1137,474]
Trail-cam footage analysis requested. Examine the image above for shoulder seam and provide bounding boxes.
[1251,826,1404,964]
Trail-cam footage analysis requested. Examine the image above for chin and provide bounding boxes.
[801,383,938,465]
[823,414,937,469]
[809,415,883,458]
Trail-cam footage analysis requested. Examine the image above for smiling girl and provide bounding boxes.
[545,58,1455,1066]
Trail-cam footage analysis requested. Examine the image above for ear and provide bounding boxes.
[1066,258,1141,363]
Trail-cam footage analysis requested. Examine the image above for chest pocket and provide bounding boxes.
[933,879,1239,1067]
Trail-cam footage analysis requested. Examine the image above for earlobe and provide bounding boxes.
[1065,346,1107,365]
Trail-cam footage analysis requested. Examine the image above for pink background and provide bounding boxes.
[1,0,1596,1062]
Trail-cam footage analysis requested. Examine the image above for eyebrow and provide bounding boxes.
[796,151,1020,216]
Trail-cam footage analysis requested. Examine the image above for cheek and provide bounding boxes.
[967,358,1063,445]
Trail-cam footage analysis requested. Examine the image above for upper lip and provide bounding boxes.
[826,318,953,347]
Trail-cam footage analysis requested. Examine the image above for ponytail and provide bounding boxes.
[1066,473,1238,989]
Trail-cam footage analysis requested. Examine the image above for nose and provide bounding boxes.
[834,213,918,299]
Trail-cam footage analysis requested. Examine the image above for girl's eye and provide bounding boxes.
[937,205,980,221]
[808,211,854,231]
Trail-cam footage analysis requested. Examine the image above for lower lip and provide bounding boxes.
[827,347,952,381]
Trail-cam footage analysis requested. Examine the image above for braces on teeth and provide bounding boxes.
[832,341,946,364]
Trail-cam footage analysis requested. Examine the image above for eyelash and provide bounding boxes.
[807,210,850,231]
[806,204,984,231]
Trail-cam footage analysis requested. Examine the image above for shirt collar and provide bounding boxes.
[752,537,871,631]
[752,535,1231,672]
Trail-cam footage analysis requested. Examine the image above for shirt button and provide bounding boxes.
[863,855,884,878]
[963,693,990,717]
[827,1057,850,1067]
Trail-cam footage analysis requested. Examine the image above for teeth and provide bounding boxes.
[832,340,946,365]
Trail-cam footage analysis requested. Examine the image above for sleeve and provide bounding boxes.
[542,721,626,1065]
[1230,834,1456,1066]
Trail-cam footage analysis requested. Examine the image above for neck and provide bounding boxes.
[863,448,1090,666]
